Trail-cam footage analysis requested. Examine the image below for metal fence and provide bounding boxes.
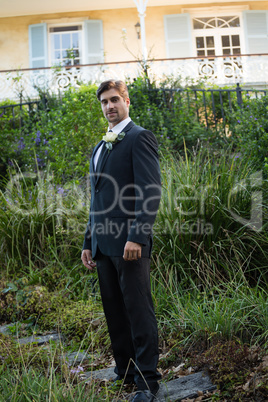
[0,84,267,131]
[0,98,48,130]
[145,83,267,130]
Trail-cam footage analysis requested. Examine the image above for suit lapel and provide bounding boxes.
[96,144,108,174]
[93,121,136,186]
[90,141,103,184]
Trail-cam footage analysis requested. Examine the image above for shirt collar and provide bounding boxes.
[108,117,131,134]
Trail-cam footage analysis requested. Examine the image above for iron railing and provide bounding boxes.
[147,84,267,130]
[0,98,48,130]
[0,84,267,131]
[1,54,268,102]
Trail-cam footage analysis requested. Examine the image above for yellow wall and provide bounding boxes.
[0,2,268,70]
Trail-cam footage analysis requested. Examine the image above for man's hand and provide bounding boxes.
[81,249,96,270]
[123,241,142,261]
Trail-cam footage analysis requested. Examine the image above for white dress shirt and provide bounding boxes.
[93,117,132,170]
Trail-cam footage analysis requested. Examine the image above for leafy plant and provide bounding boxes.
[228,94,268,175]
[153,148,268,287]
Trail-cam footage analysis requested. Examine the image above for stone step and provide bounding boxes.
[81,367,217,401]
[0,324,216,400]
[17,333,63,345]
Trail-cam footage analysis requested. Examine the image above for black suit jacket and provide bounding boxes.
[83,121,161,258]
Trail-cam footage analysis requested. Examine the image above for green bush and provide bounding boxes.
[0,100,26,180]
[0,166,89,273]
[153,148,268,287]
[228,94,268,174]
[129,77,221,152]
[43,85,106,181]
[0,85,106,184]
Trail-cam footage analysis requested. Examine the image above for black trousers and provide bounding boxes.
[95,250,161,391]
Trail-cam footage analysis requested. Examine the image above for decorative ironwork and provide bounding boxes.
[0,55,267,101]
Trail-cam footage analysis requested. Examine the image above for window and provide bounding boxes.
[193,15,242,57]
[164,9,268,82]
[49,25,82,67]
[29,20,104,69]
[192,13,243,79]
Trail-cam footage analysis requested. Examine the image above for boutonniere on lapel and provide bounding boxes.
[102,131,126,151]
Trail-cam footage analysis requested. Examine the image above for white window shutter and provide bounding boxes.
[28,23,48,68]
[84,20,104,64]
[243,11,268,54]
[164,14,193,58]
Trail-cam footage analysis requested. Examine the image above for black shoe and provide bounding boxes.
[132,390,157,402]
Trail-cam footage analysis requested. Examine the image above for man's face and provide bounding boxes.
[100,88,130,128]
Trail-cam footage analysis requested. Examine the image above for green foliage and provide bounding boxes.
[43,86,105,181]
[0,280,107,349]
[0,333,62,371]
[0,76,268,401]
[153,265,268,349]
[228,94,268,174]
[0,165,89,272]
[0,100,25,180]
[154,148,268,287]
[0,341,107,401]
[129,77,221,152]
[0,85,105,183]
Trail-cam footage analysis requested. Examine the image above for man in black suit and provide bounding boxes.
[81,80,161,401]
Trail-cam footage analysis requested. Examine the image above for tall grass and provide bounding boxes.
[0,148,267,399]
[0,336,116,401]
[151,261,268,350]
[154,147,268,287]
[0,164,89,278]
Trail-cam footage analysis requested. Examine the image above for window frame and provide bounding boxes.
[191,12,245,57]
[182,6,248,57]
[47,21,86,67]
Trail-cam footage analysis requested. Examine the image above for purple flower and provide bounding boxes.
[35,155,44,167]
[70,365,84,374]
[43,138,48,145]
[237,120,241,123]
[57,187,64,195]
[234,154,240,159]
[0,112,4,118]
[250,116,253,118]
[35,131,41,145]
[18,137,25,150]
[255,118,258,121]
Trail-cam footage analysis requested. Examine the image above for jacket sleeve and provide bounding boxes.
[127,129,161,245]
[83,214,92,250]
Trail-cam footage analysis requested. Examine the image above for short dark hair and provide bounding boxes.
[96,80,129,101]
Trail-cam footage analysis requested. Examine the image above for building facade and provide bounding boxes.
[0,0,268,99]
